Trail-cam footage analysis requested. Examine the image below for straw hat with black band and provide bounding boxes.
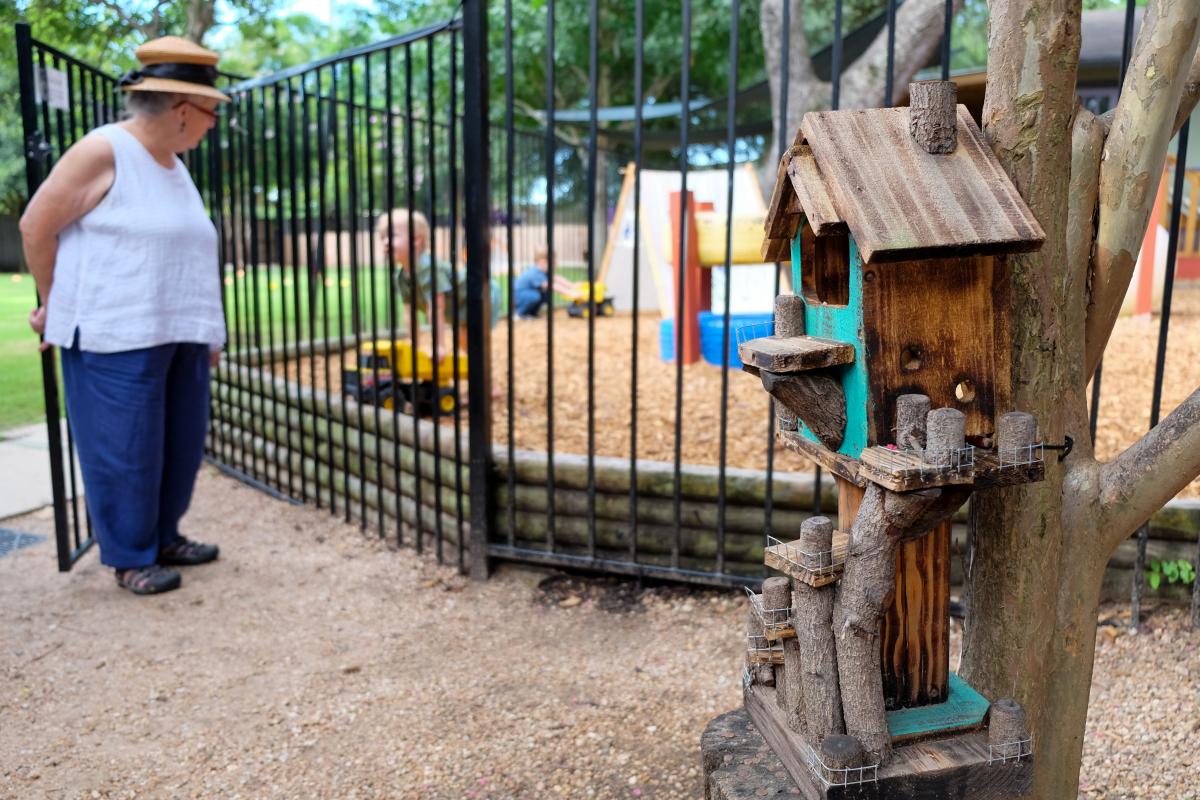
[118,36,229,103]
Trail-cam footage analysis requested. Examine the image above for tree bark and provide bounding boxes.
[1085,1,1200,374]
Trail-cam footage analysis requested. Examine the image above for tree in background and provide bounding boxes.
[962,0,1199,796]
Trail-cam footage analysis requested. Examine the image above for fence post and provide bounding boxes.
[462,0,494,579]
[15,22,73,572]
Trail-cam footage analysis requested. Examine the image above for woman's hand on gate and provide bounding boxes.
[28,306,51,351]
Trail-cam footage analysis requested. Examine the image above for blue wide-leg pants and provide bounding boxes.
[60,341,211,570]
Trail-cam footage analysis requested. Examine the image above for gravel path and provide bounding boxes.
[2,469,1197,799]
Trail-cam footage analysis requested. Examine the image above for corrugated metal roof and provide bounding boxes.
[794,105,1044,263]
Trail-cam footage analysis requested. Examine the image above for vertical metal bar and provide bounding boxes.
[364,53,385,537]
[286,78,307,503]
[205,91,226,477]
[1119,0,1137,87]
[272,83,295,499]
[385,48,402,539]
[404,45,424,551]
[629,0,644,567]
[766,0,792,553]
[426,36,446,562]
[332,65,351,521]
[716,0,740,576]
[941,0,953,81]
[672,0,692,568]
[448,29,466,568]
[1132,121,1190,629]
[246,88,268,484]
[544,0,558,554]
[504,2,518,550]
[268,85,288,493]
[224,99,245,475]
[17,25,71,571]
[831,0,843,110]
[347,60,367,528]
[314,69,335,514]
[463,0,494,579]
[227,93,248,478]
[585,0,599,560]
[299,77,319,508]
[884,0,897,106]
[48,53,86,554]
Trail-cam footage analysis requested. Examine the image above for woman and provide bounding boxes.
[21,36,229,595]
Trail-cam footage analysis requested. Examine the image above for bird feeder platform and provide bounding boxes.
[743,679,1031,799]
[764,532,850,588]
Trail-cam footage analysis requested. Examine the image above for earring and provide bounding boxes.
[179,120,186,133]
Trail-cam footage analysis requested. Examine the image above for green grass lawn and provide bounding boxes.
[0,274,47,432]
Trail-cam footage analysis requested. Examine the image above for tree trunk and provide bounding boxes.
[965,3,1103,798]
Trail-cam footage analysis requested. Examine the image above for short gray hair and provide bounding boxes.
[123,90,186,119]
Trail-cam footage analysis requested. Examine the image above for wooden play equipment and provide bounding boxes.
[342,339,466,417]
[596,163,788,357]
[739,82,1045,797]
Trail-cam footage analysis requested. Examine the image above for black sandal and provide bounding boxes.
[115,564,182,595]
[158,536,219,566]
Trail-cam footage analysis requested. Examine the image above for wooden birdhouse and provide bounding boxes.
[752,81,1044,466]
[738,83,1045,798]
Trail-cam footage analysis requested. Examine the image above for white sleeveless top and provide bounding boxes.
[44,124,226,353]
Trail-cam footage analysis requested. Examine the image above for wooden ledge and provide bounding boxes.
[738,335,855,374]
[744,682,1033,799]
[776,430,866,488]
[764,530,850,588]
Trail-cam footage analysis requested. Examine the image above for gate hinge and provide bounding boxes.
[26,131,53,162]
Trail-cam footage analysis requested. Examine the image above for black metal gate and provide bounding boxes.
[14,22,106,571]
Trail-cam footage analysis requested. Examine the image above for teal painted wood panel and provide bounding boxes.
[885,673,990,739]
[789,223,870,458]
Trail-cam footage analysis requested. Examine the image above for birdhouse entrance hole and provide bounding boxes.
[800,221,850,307]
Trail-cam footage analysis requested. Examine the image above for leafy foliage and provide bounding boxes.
[1145,558,1196,591]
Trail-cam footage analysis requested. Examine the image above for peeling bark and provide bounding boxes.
[1086,0,1200,375]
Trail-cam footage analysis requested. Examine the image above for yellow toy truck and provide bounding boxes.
[342,339,466,416]
[565,281,615,318]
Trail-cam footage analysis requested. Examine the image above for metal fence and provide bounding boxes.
[14,0,1200,621]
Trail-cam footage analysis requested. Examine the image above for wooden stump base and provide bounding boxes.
[743,682,1032,799]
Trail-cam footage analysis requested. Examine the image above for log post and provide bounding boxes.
[908,80,958,154]
[773,294,806,431]
[781,637,805,733]
[818,734,864,781]
[794,516,843,741]
[997,411,1038,463]
[926,407,966,467]
[894,393,931,452]
[987,697,1031,760]
[833,483,969,763]
[761,576,792,625]
[747,610,775,686]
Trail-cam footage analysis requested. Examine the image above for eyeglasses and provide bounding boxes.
[173,99,219,122]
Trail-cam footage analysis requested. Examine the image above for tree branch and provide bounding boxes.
[761,0,823,168]
[1066,106,1104,413]
[1099,387,1200,552]
[1173,43,1200,133]
[1084,0,1200,376]
[841,0,963,108]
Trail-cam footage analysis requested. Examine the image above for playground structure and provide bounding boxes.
[740,83,1044,795]
[598,164,787,366]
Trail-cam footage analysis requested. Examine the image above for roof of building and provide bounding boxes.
[762,104,1045,264]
